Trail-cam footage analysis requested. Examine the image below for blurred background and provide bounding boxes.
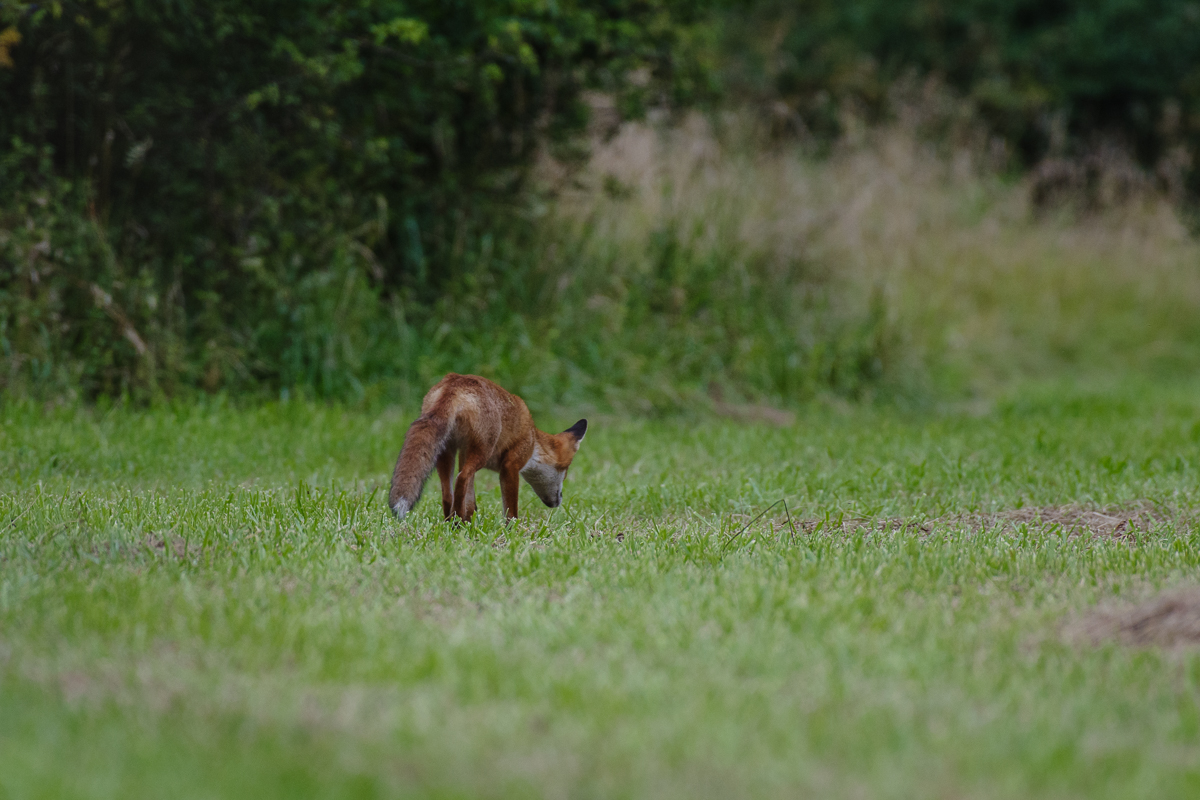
[2,0,1200,412]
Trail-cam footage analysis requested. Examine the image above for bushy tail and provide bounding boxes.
[389,413,451,519]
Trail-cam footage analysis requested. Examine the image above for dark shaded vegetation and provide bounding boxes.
[2,0,1198,405]
[731,0,1200,179]
[0,0,714,400]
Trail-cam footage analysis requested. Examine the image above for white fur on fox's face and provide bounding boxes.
[521,448,565,508]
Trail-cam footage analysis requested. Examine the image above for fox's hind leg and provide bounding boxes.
[436,449,456,520]
[453,449,486,523]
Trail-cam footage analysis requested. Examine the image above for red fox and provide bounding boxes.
[389,374,587,522]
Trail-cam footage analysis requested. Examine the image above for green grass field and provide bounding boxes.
[3,381,1200,798]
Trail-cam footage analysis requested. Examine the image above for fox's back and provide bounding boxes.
[420,374,532,455]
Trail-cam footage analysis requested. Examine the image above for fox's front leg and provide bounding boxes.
[436,450,456,520]
[499,457,521,521]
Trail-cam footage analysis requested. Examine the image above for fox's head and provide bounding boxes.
[521,419,587,508]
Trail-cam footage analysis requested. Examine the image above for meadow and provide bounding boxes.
[7,6,1200,797]
[3,379,1200,799]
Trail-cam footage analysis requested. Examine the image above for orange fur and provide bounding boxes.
[388,374,586,522]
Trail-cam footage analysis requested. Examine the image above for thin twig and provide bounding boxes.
[783,499,798,544]
[722,500,781,553]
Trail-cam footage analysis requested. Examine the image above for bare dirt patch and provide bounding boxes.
[780,504,1178,540]
[970,505,1169,539]
[144,532,189,558]
[708,383,796,427]
[1067,588,1200,648]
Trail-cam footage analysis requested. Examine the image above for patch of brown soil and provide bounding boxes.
[784,515,930,537]
[708,382,796,427]
[784,504,1176,539]
[1068,589,1200,647]
[713,401,796,427]
[976,505,1167,538]
[144,533,189,558]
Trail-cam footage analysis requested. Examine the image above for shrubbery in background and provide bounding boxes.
[729,0,1200,186]
[0,0,714,401]
[3,0,1200,408]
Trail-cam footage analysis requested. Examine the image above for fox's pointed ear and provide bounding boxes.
[564,419,587,444]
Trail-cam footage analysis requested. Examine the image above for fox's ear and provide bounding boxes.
[564,419,587,444]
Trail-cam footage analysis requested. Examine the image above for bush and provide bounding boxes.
[731,0,1200,184]
[0,0,715,399]
[8,0,1198,409]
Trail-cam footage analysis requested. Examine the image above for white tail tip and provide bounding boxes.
[391,498,411,520]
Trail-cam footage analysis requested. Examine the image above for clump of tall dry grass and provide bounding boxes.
[540,107,1200,400]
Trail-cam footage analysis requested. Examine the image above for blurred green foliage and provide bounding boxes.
[3,0,1200,406]
[0,0,716,401]
[734,0,1200,173]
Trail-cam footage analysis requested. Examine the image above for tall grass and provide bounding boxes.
[533,105,1200,406]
